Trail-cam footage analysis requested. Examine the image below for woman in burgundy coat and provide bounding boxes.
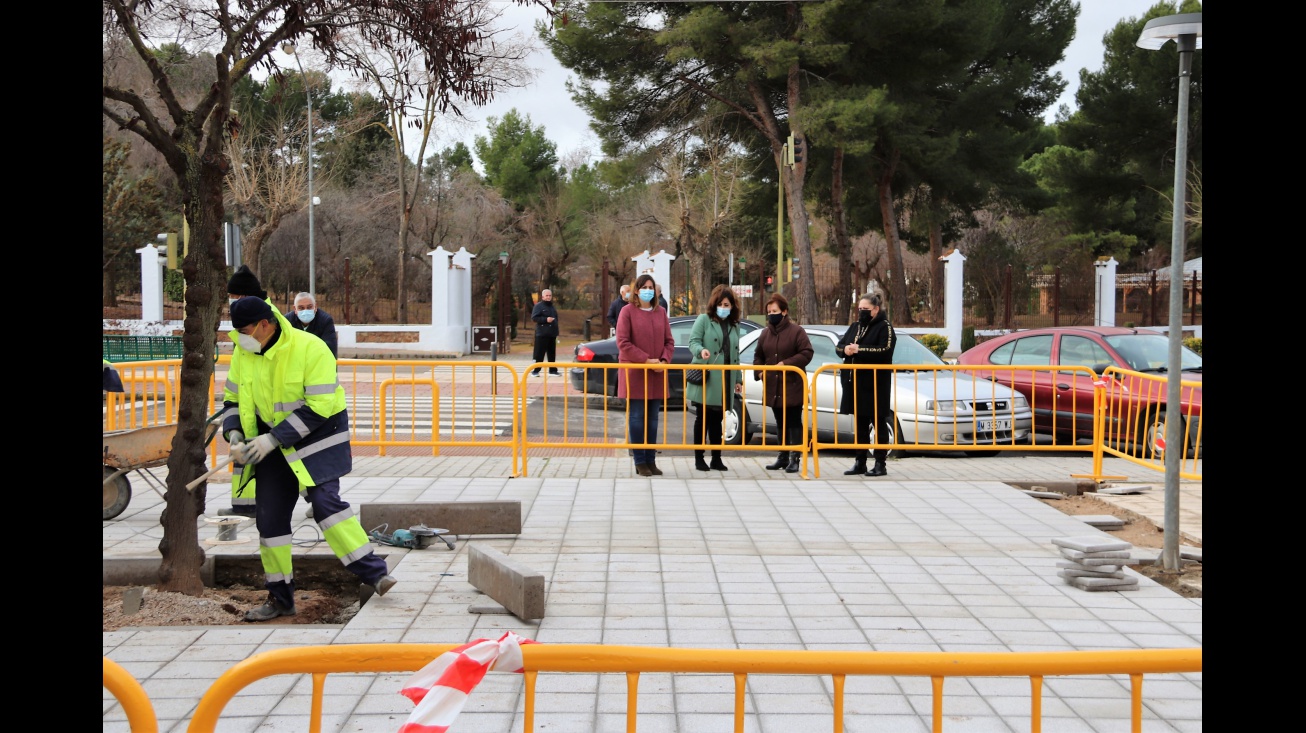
[751,294,814,473]
[616,274,675,476]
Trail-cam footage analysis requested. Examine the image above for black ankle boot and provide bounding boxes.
[785,453,801,473]
[709,454,728,471]
[766,451,789,470]
[844,458,867,475]
[694,452,711,471]
[866,460,887,477]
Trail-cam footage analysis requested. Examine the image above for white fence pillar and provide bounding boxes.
[632,249,677,312]
[136,243,165,322]
[1094,256,1118,327]
[940,248,966,352]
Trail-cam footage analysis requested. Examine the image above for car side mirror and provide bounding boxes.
[1093,363,1113,375]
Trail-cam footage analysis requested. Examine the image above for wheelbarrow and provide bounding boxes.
[103,416,220,521]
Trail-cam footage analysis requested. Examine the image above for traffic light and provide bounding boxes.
[765,275,775,291]
[790,133,804,165]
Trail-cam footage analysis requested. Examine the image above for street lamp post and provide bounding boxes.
[1136,12,1201,573]
[498,252,510,354]
[281,41,316,299]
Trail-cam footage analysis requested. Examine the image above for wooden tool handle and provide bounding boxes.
[186,456,233,491]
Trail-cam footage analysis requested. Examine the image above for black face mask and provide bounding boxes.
[859,310,873,324]
[768,313,784,327]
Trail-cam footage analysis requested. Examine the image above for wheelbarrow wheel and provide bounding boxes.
[103,466,132,521]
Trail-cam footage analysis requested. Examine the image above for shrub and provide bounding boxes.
[917,334,949,359]
[961,326,977,352]
[1183,336,1202,355]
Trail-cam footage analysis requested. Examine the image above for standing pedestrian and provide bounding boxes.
[836,294,898,477]
[606,284,631,337]
[616,274,675,476]
[285,292,339,358]
[222,296,397,621]
[752,294,813,473]
[687,285,743,472]
[530,289,560,377]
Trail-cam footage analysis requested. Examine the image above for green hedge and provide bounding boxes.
[916,334,949,359]
[1183,336,1202,356]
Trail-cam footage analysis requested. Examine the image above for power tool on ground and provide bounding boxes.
[368,523,454,550]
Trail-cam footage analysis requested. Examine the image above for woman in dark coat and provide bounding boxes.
[836,294,897,476]
[751,294,814,473]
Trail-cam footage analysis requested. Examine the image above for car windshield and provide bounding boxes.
[1104,333,1202,372]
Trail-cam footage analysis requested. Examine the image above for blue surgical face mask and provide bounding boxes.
[639,289,655,303]
[297,309,315,324]
[716,306,732,319]
[229,298,240,306]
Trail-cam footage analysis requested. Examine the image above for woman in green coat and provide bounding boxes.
[686,284,744,471]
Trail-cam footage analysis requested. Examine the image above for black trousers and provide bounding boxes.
[693,402,724,456]
[775,403,805,449]
[532,334,558,374]
[855,380,895,462]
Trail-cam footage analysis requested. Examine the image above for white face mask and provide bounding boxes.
[237,332,263,353]
[296,309,315,324]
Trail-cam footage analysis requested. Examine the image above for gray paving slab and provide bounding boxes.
[104,454,1202,732]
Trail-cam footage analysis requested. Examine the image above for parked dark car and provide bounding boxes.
[956,326,1202,456]
[570,315,761,405]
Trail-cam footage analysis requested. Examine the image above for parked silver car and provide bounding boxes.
[728,325,1033,455]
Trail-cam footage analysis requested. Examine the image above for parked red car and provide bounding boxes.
[956,326,1202,455]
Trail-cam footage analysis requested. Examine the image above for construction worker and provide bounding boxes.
[216,264,279,516]
[223,296,396,621]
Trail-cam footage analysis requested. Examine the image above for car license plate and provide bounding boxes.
[978,419,1010,433]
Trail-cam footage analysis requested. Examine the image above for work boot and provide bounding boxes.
[765,451,789,470]
[218,505,255,518]
[373,575,398,597]
[844,458,867,476]
[866,460,888,477]
[244,597,296,622]
[709,453,728,471]
[694,452,711,471]
[785,452,801,473]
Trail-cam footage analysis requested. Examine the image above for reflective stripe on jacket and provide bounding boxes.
[221,307,351,488]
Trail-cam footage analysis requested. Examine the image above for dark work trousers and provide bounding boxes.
[532,335,558,375]
[775,403,805,449]
[253,445,389,607]
[855,375,895,462]
[693,402,724,458]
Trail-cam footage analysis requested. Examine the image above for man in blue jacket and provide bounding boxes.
[286,291,339,358]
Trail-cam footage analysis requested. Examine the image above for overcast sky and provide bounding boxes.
[418,1,1164,170]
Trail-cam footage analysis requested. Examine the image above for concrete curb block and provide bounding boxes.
[467,544,545,621]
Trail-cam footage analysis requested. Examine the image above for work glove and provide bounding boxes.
[242,433,281,465]
[225,431,245,463]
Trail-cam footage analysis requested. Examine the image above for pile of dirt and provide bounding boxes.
[103,585,359,631]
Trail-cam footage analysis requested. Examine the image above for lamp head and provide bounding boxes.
[281,41,297,55]
[1136,12,1202,50]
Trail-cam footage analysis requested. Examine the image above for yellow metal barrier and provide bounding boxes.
[339,359,521,473]
[1098,366,1203,479]
[104,656,158,733]
[185,643,1201,733]
[521,363,810,477]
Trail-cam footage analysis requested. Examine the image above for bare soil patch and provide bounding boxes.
[1039,492,1202,598]
[103,585,359,631]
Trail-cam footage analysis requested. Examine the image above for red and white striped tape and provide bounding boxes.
[399,631,538,733]
[1092,375,1129,393]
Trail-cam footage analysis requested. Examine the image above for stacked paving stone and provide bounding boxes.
[1052,536,1139,592]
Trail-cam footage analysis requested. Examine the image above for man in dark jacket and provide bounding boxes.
[752,294,814,473]
[531,289,561,376]
[285,292,339,358]
[836,293,897,477]
[606,284,631,337]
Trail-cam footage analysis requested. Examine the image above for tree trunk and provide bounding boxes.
[929,221,944,324]
[785,62,818,324]
[831,147,852,325]
[875,149,912,325]
[158,133,229,597]
[104,267,119,308]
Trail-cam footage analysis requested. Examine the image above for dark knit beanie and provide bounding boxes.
[230,296,274,329]
[227,265,267,299]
